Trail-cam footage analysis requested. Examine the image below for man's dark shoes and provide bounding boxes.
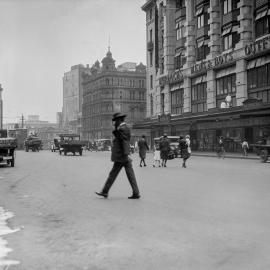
[95,191,108,198]
[128,194,141,199]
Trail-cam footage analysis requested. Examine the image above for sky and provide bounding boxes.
[0,0,146,123]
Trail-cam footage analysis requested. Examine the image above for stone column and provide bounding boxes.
[183,76,191,113]
[164,0,176,74]
[185,0,196,68]
[207,70,216,110]
[235,0,253,50]
[236,59,248,106]
[208,0,221,58]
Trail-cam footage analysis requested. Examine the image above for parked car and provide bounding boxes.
[154,136,180,159]
[0,134,17,167]
[59,134,84,156]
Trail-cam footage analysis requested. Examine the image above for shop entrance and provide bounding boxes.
[244,127,253,144]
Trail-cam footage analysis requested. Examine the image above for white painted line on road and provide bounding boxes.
[0,207,20,267]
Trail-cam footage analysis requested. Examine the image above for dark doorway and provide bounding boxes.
[244,127,253,143]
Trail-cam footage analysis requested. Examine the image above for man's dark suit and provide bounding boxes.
[101,123,140,196]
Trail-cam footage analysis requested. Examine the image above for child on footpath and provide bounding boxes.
[153,143,161,167]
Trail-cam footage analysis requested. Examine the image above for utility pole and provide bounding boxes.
[20,114,24,128]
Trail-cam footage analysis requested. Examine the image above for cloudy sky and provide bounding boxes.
[0,0,146,123]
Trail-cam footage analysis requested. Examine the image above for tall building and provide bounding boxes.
[82,50,147,142]
[62,64,91,135]
[138,0,270,151]
[56,112,63,128]
[0,84,3,129]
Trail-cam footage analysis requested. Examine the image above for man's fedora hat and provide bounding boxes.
[112,112,127,121]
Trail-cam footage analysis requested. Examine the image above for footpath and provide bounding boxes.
[191,151,259,160]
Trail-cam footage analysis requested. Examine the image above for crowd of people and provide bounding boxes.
[137,133,191,169]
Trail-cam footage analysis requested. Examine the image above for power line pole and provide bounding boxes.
[20,114,24,128]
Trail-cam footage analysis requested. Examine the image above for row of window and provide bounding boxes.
[104,78,145,88]
[84,90,146,103]
[149,71,269,116]
[248,64,270,90]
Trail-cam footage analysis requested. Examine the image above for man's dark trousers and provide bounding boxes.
[102,161,140,195]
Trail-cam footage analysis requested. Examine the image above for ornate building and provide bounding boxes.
[82,50,147,141]
[138,0,270,151]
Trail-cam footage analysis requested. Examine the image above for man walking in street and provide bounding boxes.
[95,113,140,199]
[159,133,170,167]
[138,135,149,167]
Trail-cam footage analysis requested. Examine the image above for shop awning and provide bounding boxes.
[195,7,203,16]
[222,26,232,36]
[232,25,238,32]
[193,75,207,84]
[216,66,235,78]
[255,9,268,20]
[247,55,270,69]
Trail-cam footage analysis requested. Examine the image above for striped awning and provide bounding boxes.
[255,9,268,20]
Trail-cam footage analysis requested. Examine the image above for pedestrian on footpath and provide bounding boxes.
[95,113,140,199]
[138,135,149,167]
[217,136,225,159]
[241,138,249,157]
[178,135,191,168]
[152,143,161,167]
[159,134,170,167]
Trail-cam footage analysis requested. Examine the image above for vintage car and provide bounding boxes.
[24,135,42,152]
[251,139,270,163]
[95,139,112,151]
[0,137,17,167]
[59,134,84,156]
[154,136,180,159]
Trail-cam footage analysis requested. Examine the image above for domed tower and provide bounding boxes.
[101,49,116,72]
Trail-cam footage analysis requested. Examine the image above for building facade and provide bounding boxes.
[139,0,270,151]
[62,64,91,135]
[82,50,147,142]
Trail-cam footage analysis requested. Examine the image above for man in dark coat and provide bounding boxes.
[138,135,149,167]
[95,113,140,199]
[159,134,170,167]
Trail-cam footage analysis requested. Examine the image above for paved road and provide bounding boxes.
[0,150,269,270]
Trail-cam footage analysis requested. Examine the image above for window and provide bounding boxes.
[196,5,209,29]
[150,51,153,66]
[222,26,240,50]
[248,64,269,90]
[161,93,165,114]
[150,94,154,116]
[171,89,184,115]
[196,41,210,61]
[197,13,204,28]
[223,0,232,14]
[255,15,269,38]
[216,74,236,107]
[176,20,185,40]
[149,8,152,20]
[150,29,153,42]
[161,29,164,48]
[161,57,165,74]
[174,52,186,69]
[150,75,153,89]
[176,0,185,10]
[191,82,207,113]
